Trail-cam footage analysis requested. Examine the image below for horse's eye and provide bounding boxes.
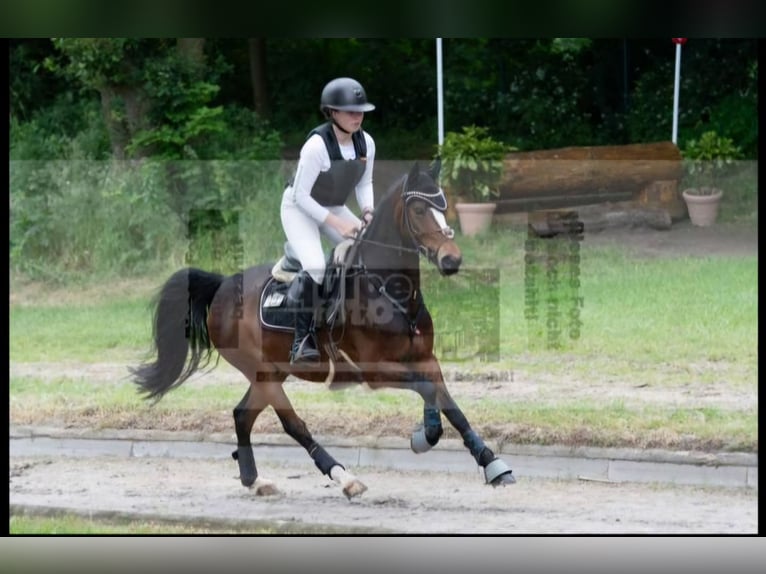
[413,206,426,216]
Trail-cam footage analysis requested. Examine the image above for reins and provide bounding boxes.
[354,235,420,255]
[355,228,451,255]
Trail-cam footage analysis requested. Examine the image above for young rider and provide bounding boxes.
[280,77,376,365]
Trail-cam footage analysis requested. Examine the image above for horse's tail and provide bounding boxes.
[131,267,225,401]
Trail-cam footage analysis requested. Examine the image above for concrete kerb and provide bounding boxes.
[9,425,758,490]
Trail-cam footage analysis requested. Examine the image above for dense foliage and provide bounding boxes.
[9,38,758,280]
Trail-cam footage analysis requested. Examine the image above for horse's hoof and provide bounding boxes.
[253,478,280,496]
[484,458,514,485]
[234,446,257,487]
[410,424,433,454]
[343,479,368,500]
[490,471,516,487]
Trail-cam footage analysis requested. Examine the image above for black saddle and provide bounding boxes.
[259,241,359,332]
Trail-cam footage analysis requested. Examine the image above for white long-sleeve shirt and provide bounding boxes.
[287,131,375,224]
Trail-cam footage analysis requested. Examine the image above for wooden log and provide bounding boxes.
[499,141,683,199]
[635,179,687,221]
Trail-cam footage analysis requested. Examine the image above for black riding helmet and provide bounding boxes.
[320,77,376,118]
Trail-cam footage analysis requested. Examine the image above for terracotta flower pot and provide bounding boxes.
[682,188,723,227]
[455,202,497,236]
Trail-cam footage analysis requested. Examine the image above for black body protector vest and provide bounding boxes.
[307,122,367,207]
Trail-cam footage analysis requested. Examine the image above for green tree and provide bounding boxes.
[51,38,225,160]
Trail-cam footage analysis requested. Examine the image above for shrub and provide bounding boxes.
[682,131,743,194]
[437,126,513,202]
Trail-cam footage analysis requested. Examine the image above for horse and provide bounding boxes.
[130,161,515,499]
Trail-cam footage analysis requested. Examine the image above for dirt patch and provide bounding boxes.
[9,360,756,411]
[9,456,757,533]
[581,220,757,259]
[9,359,757,452]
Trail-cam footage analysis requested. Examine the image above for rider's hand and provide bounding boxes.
[325,212,361,239]
[337,219,360,239]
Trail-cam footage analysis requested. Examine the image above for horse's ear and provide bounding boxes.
[429,157,442,182]
[407,162,420,190]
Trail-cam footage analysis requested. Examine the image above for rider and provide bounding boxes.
[280,77,377,365]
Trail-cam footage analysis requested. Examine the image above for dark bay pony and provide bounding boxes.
[131,161,515,499]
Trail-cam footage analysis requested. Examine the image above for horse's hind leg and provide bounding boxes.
[231,388,265,488]
[230,370,286,496]
[265,383,367,500]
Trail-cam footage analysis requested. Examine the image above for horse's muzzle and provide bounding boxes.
[439,254,462,276]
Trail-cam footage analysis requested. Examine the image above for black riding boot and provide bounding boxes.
[288,271,321,365]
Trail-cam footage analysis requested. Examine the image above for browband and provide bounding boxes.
[402,184,448,212]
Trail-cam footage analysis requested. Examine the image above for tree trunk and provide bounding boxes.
[99,85,151,159]
[176,38,206,65]
[99,88,129,160]
[248,38,270,117]
[499,141,683,199]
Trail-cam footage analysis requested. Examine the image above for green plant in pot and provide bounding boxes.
[436,125,514,236]
[681,130,743,226]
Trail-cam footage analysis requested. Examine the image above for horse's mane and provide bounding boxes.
[362,174,406,240]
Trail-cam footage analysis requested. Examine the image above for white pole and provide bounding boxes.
[672,41,682,144]
[436,38,444,147]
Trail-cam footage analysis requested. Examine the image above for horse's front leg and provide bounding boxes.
[368,358,515,486]
[398,374,444,454]
[435,380,516,486]
[364,359,443,452]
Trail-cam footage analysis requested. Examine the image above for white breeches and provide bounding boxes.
[280,189,362,285]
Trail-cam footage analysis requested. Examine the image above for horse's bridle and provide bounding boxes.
[400,176,456,265]
[352,174,455,267]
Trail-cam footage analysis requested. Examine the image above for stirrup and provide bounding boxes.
[290,334,320,364]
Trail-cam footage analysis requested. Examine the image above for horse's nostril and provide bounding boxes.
[441,255,462,274]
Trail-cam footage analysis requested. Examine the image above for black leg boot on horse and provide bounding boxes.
[287,270,322,365]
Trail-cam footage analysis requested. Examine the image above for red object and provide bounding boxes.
[672,38,687,45]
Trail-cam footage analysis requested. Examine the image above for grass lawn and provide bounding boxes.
[9,224,758,453]
[8,512,338,534]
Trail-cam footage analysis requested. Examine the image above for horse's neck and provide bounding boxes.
[357,205,420,276]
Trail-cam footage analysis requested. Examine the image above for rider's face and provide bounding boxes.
[332,110,364,133]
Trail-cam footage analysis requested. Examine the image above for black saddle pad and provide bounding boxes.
[260,266,357,332]
[259,277,294,332]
